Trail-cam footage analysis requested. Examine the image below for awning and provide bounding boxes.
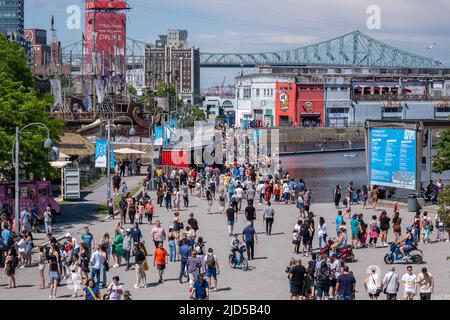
[300,113,321,117]
[50,161,72,169]
[114,148,146,155]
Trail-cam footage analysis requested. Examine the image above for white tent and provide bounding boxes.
[114,148,146,155]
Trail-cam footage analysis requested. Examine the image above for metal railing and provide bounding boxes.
[353,94,449,102]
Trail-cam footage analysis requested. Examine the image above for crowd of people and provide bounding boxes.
[0,156,448,300]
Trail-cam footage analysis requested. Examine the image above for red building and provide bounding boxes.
[275,82,297,127]
[297,84,325,127]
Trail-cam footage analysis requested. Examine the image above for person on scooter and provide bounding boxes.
[398,227,414,260]
[230,234,244,264]
[331,225,348,252]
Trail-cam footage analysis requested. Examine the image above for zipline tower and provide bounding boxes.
[84,0,130,100]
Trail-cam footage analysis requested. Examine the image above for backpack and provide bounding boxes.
[307,260,315,277]
[300,223,309,237]
[317,261,331,282]
[206,254,216,268]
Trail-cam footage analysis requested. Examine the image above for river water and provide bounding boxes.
[281,151,367,203]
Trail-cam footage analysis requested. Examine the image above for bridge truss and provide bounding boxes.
[62,30,444,69]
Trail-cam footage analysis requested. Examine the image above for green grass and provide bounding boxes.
[97,184,143,213]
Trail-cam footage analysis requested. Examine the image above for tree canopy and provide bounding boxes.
[434,130,450,173]
[0,34,63,180]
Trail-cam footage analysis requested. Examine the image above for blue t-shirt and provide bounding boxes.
[179,244,192,262]
[297,182,305,193]
[337,273,356,296]
[84,286,99,300]
[242,226,256,243]
[81,233,94,250]
[2,229,11,246]
[228,183,235,193]
[336,215,344,229]
[130,228,142,243]
[193,280,209,299]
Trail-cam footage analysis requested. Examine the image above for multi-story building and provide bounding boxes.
[236,73,296,127]
[155,29,188,48]
[145,45,200,105]
[0,0,30,53]
[234,66,450,128]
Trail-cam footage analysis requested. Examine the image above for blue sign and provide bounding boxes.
[95,140,115,169]
[154,126,163,146]
[369,128,417,190]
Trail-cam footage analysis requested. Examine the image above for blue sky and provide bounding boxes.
[25,0,450,88]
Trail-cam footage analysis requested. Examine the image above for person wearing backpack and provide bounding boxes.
[204,248,220,291]
[315,254,332,300]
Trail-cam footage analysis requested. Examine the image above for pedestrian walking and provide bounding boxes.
[90,245,104,288]
[151,220,166,248]
[336,265,356,300]
[364,267,382,300]
[107,276,123,300]
[204,248,220,291]
[263,201,275,235]
[382,267,400,300]
[83,278,101,300]
[242,222,258,260]
[132,243,147,288]
[416,267,434,300]
[318,217,328,249]
[401,265,417,300]
[288,258,306,300]
[43,206,52,234]
[226,203,237,236]
[153,243,168,283]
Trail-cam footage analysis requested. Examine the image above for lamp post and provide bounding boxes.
[13,123,55,234]
[105,116,136,201]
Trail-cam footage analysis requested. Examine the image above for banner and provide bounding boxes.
[85,12,126,75]
[50,79,62,112]
[369,128,417,190]
[95,140,107,168]
[95,140,115,169]
[154,126,163,146]
[94,78,105,104]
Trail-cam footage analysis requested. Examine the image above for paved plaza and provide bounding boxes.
[0,178,449,300]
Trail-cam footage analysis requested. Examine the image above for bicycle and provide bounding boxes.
[228,247,249,271]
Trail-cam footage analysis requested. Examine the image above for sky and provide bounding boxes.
[25,0,450,88]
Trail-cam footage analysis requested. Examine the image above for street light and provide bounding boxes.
[105,116,135,201]
[12,123,55,234]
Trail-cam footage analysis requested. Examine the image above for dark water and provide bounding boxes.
[281,151,367,203]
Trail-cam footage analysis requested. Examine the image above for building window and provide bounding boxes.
[270,89,273,96]
[382,107,403,113]
[436,107,450,112]
[300,86,308,91]
[256,88,260,97]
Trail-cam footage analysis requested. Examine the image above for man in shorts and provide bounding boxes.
[401,265,417,300]
[153,242,168,283]
[204,248,220,291]
[288,258,306,300]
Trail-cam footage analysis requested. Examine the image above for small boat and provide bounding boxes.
[344,153,358,157]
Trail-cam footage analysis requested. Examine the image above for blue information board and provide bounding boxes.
[369,128,417,190]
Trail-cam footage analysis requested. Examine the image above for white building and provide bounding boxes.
[235,73,295,127]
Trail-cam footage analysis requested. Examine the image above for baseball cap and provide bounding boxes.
[65,233,71,238]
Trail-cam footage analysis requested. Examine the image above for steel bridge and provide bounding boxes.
[62,30,445,69]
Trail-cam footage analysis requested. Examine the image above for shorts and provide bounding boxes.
[50,271,59,281]
[289,282,303,296]
[304,205,310,212]
[330,278,337,288]
[302,236,310,246]
[369,291,380,298]
[156,264,165,271]
[206,267,217,279]
[227,219,235,226]
[404,291,415,299]
[38,264,45,271]
[402,245,412,252]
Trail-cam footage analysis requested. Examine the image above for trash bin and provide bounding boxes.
[407,194,420,212]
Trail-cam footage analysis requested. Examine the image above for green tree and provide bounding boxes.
[437,187,450,233]
[0,34,34,88]
[127,85,137,96]
[181,105,206,128]
[0,35,63,180]
[434,130,450,173]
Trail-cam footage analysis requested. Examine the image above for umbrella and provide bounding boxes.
[114,148,146,155]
